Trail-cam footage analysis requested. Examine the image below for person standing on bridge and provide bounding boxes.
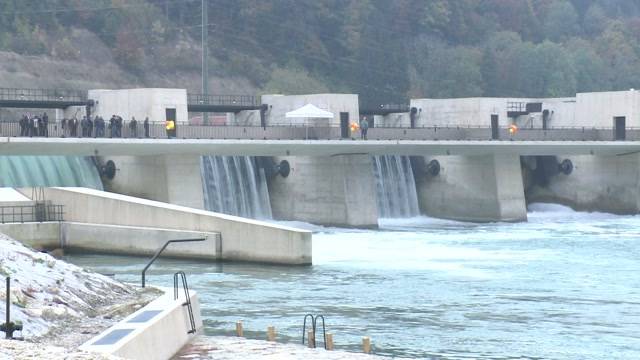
[70,117,78,137]
[36,115,43,137]
[95,116,104,138]
[30,115,39,137]
[42,112,49,137]
[360,116,369,140]
[129,116,138,138]
[61,118,67,137]
[80,116,88,137]
[143,117,150,138]
[87,116,94,138]
[19,114,28,137]
[116,115,123,138]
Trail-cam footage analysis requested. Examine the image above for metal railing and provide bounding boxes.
[1,120,639,141]
[0,88,86,102]
[174,271,196,334]
[187,94,260,107]
[507,101,527,113]
[141,238,206,287]
[0,204,64,224]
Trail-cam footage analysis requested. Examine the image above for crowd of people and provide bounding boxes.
[19,113,49,137]
[17,114,151,138]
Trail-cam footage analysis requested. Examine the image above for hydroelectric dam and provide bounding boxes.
[2,87,640,264]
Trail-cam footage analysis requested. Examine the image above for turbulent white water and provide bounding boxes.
[200,156,272,219]
[372,155,420,218]
[66,204,640,359]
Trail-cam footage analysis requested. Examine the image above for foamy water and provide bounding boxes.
[66,204,640,359]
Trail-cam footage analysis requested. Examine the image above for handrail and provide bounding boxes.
[141,238,206,287]
[302,313,328,349]
[174,271,196,334]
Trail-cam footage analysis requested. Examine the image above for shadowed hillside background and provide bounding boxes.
[0,0,639,103]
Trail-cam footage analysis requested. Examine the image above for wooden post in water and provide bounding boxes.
[307,330,315,348]
[235,321,243,337]
[267,326,276,341]
[362,336,371,354]
[326,333,334,350]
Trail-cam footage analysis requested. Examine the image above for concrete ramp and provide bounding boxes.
[19,187,312,265]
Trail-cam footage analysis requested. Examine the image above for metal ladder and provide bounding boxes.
[174,271,196,334]
[302,314,327,349]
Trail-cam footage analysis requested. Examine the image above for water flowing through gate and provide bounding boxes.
[372,155,420,218]
[200,156,272,219]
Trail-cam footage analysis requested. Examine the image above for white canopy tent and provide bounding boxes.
[285,104,334,119]
[284,104,334,139]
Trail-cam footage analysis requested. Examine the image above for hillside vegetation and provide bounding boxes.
[0,0,639,102]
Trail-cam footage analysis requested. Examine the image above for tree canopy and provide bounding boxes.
[1,0,639,101]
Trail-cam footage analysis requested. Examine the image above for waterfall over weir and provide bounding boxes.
[372,155,420,218]
[200,156,272,219]
[0,156,103,189]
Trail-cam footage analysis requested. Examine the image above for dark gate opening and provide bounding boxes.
[340,112,349,138]
[614,116,626,141]
[491,114,499,140]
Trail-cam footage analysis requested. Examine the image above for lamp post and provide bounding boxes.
[201,0,209,125]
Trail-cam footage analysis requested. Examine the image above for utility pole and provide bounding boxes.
[201,0,209,125]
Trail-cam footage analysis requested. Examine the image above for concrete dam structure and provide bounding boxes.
[3,88,640,228]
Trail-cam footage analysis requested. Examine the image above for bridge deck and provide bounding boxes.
[1,137,639,157]
[0,88,89,109]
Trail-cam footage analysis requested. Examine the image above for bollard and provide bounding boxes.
[4,277,9,339]
[307,330,315,348]
[235,321,243,337]
[267,326,276,342]
[362,336,371,354]
[326,333,334,350]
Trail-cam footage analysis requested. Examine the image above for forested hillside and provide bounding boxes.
[1,0,639,103]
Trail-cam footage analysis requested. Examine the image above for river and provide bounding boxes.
[65,203,640,359]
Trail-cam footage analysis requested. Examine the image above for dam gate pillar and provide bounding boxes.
[268,155,378,228]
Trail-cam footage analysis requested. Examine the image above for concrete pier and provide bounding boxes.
[100,155,205,210]
[269,155,379,228]
[415,154,527,222]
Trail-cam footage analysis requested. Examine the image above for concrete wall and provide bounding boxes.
[81,287,202,360]
[409,91,640,129]
[410,97,577,128]
[19,187,311,264]
[232,110,262,126]
[88,88,188,124]
[526,154,640,214]
[373,112,411,128]
[262,94,359,127]
[268,155,378,228]
[0,222,59,249]
[0,222,221,259]
[100,155,205,210]
[575,90,640,128]
[61,222,221,259]
[415,154,527,222]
